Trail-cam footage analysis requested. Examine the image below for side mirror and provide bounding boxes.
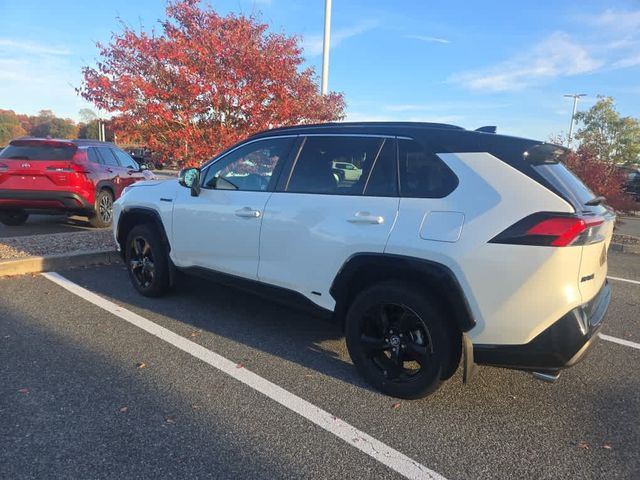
[178,167,201,197]
[140,164,149,171]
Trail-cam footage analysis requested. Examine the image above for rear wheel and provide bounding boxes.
[0,210,29,226]
[89,190,113,228]
[125,224,170,297]
[345,282,452,399]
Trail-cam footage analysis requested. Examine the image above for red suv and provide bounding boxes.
[0,138,153,228]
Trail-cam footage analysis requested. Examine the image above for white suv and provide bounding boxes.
[113,122,614,399]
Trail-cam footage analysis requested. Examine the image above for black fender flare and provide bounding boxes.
[116,207,171,257]
[330,253,476,332]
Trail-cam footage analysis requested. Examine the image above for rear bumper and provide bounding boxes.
[0,190,93,214]
[474,281,611,372]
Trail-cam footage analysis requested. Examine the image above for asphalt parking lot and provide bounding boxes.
[1,252,638,479]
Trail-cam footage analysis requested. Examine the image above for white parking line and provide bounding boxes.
[42,272,445,480]
[607,275,640,286]
[599,333,640,350]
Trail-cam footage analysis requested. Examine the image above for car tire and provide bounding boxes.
[0,209,29,226]
[345,281,452,399]
[125,224,170,297]
[89,190,114,228]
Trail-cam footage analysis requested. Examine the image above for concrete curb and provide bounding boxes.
[610,243,640,255]
[0,249,121,277]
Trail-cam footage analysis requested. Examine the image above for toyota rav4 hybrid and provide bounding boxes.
[113,122,614,399]
[0,138,154,228]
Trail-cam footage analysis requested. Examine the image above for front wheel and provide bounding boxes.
[125,224,170,297]
[345,282,452,399]
[0,210,29,226]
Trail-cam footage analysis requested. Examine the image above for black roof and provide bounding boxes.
[250,121,465,140]
[71,139,115,146]
[8,137,114,147]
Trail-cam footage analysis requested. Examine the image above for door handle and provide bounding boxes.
[235,207,261,218]
[347,211,384,224]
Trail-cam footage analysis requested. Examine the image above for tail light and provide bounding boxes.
[490,213,605,247]
[49,150,91,174]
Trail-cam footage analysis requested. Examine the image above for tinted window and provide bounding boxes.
[534,163,596,207]
[97,147,119,167]
[203,137,293,191]
[363,139,397,197]
[0,144,76,160]
[112,148,138,169]
[87,147,101,164]
[287,136,385,195]
[398,139,458,198]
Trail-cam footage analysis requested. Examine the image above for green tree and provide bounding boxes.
[31,110,78,138]
[79,108,97,124]
[574,96,640,165]
[0,109,27,144]
[78,120,101,139]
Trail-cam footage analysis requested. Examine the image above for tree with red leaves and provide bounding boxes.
[80,0,346,167]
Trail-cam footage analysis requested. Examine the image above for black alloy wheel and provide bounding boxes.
[129,236,156,289]
[345,282,452,399]
[125,224,171,297]
[359,303,434,382]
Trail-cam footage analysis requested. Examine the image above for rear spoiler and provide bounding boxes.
[475,126,497,134]
[10,138,76,149]
[523,143,569,165]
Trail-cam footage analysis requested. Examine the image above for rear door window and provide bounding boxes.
[97,147,120,167]
[398,139,458,198]
[286,136,386,195]
[87,147,102,164]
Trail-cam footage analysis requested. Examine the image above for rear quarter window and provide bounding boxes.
[398,139,458,198]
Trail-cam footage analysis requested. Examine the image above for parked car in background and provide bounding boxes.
[113,121,614,399]
[332,160,362,181]
[0,138,154,227]
[127,147,165,171]
[622,166,640,200]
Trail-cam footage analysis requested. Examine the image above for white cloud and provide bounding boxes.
[0,39,90,119]
[302,20,378,57]
[405,35,450,44]
[451,32,602,92]
[591,9,640,30]
[0,39,71,56]
[383,101,510,112]
[587,9,640,71]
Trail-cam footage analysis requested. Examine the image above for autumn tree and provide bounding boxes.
[574,96,640,165]
[79,0,345,166]
[30,110,78,139]
[0,110,27,145]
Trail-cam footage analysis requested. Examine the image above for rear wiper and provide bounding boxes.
[585,196,605,206]
[7,155,30,160]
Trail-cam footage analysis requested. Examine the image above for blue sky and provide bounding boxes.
[0,0,639,140]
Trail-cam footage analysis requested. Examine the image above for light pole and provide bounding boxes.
[564,93,586,146]
[321,0,332,95]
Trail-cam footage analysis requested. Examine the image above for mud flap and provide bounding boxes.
[462,333,477,384]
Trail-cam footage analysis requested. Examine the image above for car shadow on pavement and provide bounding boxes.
[61,263,370,392]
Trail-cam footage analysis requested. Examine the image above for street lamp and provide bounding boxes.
[564,93,586,146]
[321,0,332,95]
